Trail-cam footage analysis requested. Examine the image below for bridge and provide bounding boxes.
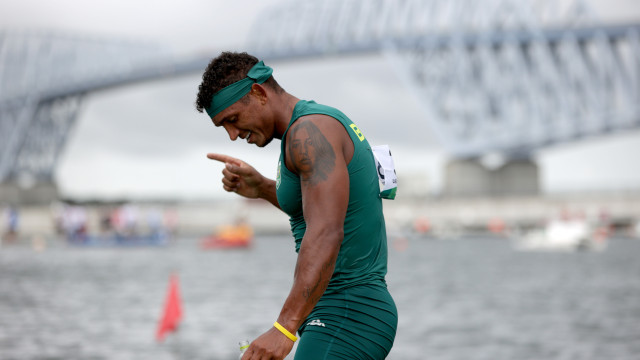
[1,0,639,203]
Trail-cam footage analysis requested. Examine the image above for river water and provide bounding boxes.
[1,235,639,360]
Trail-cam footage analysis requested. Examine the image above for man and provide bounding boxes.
[2,205,19,243]
[196,52,397,360]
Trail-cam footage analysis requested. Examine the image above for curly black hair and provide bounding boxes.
[195,51,283,113]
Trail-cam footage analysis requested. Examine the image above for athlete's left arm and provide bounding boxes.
[242,115,351,360]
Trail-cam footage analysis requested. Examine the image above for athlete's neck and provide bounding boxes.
[273,92,300,140]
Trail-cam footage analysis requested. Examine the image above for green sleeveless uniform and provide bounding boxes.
[276,100,397,359]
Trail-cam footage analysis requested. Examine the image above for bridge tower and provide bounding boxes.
[0,33,175,203]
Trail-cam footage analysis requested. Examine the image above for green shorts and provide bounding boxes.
[294,283,398,360]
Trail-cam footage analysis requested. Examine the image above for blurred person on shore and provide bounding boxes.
[146,207,165,239]
[2,205,19,243]
[99,207,113,234]
[163,207,179,238]
[62,204,88,242]
[196,52,397,359]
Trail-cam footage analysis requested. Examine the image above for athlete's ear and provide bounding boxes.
[250,83,268,105]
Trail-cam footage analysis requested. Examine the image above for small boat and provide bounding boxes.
[200,224,253,249]
[513,219,608,252]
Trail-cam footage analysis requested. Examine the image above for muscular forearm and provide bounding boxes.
[257,178,281,210]
[275,227,342,334]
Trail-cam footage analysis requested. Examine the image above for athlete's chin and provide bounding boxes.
[255,136,273,148]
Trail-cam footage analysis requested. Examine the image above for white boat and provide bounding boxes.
[514,219,608,252]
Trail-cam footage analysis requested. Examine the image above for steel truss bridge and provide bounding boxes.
[1,0,639,189]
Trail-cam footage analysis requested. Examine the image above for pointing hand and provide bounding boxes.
[207,153,265,199]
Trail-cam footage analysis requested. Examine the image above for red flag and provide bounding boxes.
[156,273,183,342]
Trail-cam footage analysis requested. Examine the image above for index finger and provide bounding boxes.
[206,153,241,166]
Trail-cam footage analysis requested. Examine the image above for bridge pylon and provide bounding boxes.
[0,32,171,203]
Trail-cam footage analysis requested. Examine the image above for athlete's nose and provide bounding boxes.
[223,124,239,141]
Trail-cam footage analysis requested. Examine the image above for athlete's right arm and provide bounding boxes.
[206,153,280,209]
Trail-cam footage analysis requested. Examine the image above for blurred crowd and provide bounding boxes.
[48,202,179,242]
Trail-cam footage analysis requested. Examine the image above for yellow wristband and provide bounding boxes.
[273,321,298,342]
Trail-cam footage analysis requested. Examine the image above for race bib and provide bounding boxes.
[372,145,397,200]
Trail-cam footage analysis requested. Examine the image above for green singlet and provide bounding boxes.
[276,100,398,359]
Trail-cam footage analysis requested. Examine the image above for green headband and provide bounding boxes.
[205,60,273,119]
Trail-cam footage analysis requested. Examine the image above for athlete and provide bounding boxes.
[196,52,397,360]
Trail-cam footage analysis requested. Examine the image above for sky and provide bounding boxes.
[1,0,639,201]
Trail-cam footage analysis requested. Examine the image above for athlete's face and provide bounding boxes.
[212,95,273,148]
[290,127,315,173]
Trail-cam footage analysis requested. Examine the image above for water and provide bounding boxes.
[1,236,639,360]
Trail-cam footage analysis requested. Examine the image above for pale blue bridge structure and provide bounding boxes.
[1,0,639,202]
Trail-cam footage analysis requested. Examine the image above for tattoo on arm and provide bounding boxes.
[288,121,336,186]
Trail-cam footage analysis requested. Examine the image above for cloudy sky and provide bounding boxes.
[1,0,639,200]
